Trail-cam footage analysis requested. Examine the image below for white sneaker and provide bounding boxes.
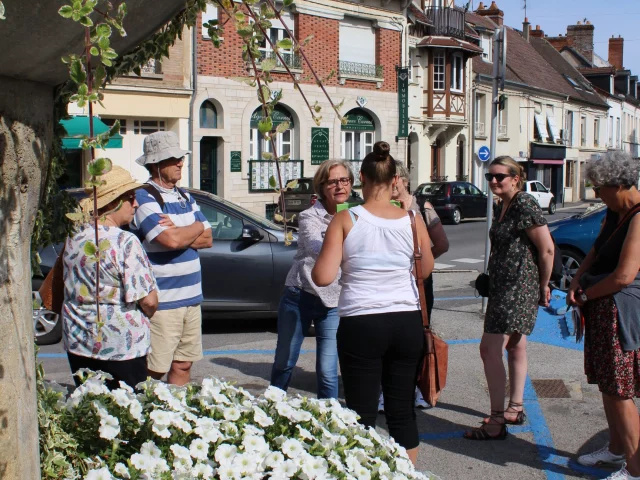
[577,443,626,467]
[377,393,384,414]
[603,465,640,480]
[414,387,429,409]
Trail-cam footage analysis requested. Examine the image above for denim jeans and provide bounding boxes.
[270,286,339,399]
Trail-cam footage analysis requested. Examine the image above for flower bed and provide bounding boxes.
[38,369,438,480]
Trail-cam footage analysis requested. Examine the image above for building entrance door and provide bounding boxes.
[200,137,218,195]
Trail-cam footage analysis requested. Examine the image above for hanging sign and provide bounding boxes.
[311,127,330,165]
[397,67,409,138]
[230,151,241,172]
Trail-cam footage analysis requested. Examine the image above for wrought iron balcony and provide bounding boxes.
[259,50,302,70]
[431,175,448,182]
[338,60,384,79]
[456,175,469,181]
[423,7,465,39]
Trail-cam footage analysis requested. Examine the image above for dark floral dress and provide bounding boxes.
[485,192,547,335]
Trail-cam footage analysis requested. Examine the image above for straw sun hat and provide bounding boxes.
[80,165,143,214]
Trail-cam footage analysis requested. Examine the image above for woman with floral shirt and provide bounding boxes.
[62,166,159,389]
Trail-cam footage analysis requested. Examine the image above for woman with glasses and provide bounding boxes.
[567,152,640,480]
[270,160,354,399]
[464,156,554,440]
[62,166,159,390]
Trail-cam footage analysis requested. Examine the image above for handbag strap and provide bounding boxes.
[409,210,430,329]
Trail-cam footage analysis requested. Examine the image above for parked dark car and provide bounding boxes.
[33,188,298,345]
[549,203,606,290]
[274,177,363,227]
[414,181,488,225]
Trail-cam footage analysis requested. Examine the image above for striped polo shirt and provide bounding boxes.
[132,182,211,310]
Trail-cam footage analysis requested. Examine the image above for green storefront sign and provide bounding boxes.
[397,67,409,138]
[341,108,375,132]
[250,106,294,128]
[230,151,241,172]
[311,127,330,165]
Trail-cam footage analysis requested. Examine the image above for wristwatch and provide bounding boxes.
[579,291,588,303]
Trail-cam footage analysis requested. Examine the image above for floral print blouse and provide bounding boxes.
[62,225,157,361]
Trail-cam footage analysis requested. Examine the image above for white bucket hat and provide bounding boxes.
[135,131,191,166]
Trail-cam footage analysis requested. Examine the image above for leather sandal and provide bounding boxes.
[464,411,508,441]
[482,401,527,425]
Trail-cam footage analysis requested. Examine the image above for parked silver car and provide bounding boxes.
[33,189,297,345]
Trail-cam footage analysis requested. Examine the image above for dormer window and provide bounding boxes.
[480,35,492,62]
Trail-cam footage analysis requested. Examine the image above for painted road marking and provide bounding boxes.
[451,258,484,264]
[434,263,455,269]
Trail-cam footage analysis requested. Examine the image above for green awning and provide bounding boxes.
[341,108,375,131]
[250,106,294,129]
[60,116,123,149]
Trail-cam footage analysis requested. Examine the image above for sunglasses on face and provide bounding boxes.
[485,173,513,182]
[325,177,351,188]
[120,192,136,203]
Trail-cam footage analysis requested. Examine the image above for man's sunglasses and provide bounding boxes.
[484,173,513,182]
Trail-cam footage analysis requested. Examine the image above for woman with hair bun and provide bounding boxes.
[312,141,434,464]
[464,155,554,440]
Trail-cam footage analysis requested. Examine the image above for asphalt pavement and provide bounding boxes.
[38,200,619,480]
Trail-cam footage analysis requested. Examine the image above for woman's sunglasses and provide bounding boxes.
[120,192,136,203]
[484,173,513,182]
[325,177,351,187]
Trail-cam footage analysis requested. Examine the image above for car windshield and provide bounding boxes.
[193,191,284,231]
[576,203,607,219]
[421,183,446,195]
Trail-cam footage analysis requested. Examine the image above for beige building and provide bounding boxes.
[65,28,193,186]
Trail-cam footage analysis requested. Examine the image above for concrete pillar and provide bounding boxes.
[0,76,52,478]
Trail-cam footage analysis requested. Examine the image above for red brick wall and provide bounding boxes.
[609,37,624,71]
[197,9,400,93]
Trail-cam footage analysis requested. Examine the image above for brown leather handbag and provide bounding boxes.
[409,211,449,407]
[38,245,66,315]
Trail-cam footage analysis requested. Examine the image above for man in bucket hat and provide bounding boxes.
[132,131,212,385]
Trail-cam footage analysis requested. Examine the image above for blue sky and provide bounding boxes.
[467,0,640,76]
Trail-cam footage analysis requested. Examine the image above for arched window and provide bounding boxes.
[341,108,375,160]
[249,105,295,159]
[200,101,218,128]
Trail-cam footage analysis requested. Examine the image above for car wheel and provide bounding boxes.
[550,248,584,291]
[33,292,62,345]
[451,208,461,225]
[548,201,556,215]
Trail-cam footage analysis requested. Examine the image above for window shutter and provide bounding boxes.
[534,113,548,142]
[547,115,560,142]
[339,18,375,65]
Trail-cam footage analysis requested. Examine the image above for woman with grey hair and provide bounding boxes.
[270,159,354,399]
[567,151,640,479]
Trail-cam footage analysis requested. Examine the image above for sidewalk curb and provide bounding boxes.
[433,269,478,273]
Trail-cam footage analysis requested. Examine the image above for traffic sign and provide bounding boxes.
[478,146,491,162]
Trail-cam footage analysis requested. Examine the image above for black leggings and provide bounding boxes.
[67,353,148,390]
[337,310,425,449]
[424,273,434,320]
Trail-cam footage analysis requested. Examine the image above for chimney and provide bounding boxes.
[475,1,504,26]
[566,21,595,64]
[530,25,545,39]
[609,35,624,71]
[523,17,530,42]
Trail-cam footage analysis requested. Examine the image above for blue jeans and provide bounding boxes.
[270,287,339,399]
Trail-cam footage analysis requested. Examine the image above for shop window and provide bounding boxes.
[249,105,294,160]
[133,120,165,135]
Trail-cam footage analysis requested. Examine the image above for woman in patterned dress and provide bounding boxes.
[567,152,640,480]
[464,156,554,440]
[62,166,159,390]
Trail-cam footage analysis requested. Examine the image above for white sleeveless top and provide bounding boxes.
[338,205,420,317]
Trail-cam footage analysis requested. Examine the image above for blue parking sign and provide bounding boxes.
[478,146,491,162]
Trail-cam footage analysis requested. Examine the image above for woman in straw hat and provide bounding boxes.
[62,166,159,389]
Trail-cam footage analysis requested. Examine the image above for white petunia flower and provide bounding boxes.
[139,440,162,458]
[130,453,155,473]
[264,386,287,402]
[354,465,372,480]
[271,459,298,478]
[281,438,305,459]
[151,424,172,438]
[275,402,294,419]
[173,455,193,472]
[232,453,258,474]
[264,451,284,468]
[253,406,274,428]
[98,413,120,440]
[242,435,269,454]
[395,459,413,476]
[190,438,210,461]
[218,463,242,480]
[243,424,265,437]
[354,435,374,448]
[128,400,144,423]
[223,406,241,421]
[302,457,329,479]
[149,409,173,426]
[296,425,314,441]
[171,444,192,460]
[215,444,238,465]
[172,415,193,434]
[85,467,114,480]
[291,410,312,423]
[110,388,132,408]
[193,462,215,479]
[113,463,130,479]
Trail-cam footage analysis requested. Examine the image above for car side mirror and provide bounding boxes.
[242,225,262,242]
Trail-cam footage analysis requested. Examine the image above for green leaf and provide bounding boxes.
[96,23,111,37]
[98,36,110,50]
[65,212,84,222]
[280,153,290,162]
[84,242,97,257]
[79,15,93,27]
[276,121,290,134]
[283,0,294,6]
[258,117,273,135]
[261,152,274,160]
[90,46,99,56]
[58,5,74,18]
[70,59,86,85]
[87,157,112,176]
[258,85,271,103]
[237,25,253,38]
[234,11,246,22]
[277,38,293,50]
[98,239,111,252]
[260,58,277,73]
[269,175,277,188]
[285,179,298,190]
[78,83,89,96]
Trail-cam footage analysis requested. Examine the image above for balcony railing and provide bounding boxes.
[456,175,469,181]
[338,60,384,79]
[260,50,302,70]
[431,175,448,182]
[475,122,485,137]
[423,7,466,39]
[498,125,508,138]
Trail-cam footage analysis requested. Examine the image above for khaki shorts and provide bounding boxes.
[147,305,203,374]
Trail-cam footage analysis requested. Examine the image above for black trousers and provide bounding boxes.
[337,310,425,449]
[424,273,435,320]
[67,353,148,390]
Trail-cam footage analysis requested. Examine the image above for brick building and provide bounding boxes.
[193,0,405,216]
